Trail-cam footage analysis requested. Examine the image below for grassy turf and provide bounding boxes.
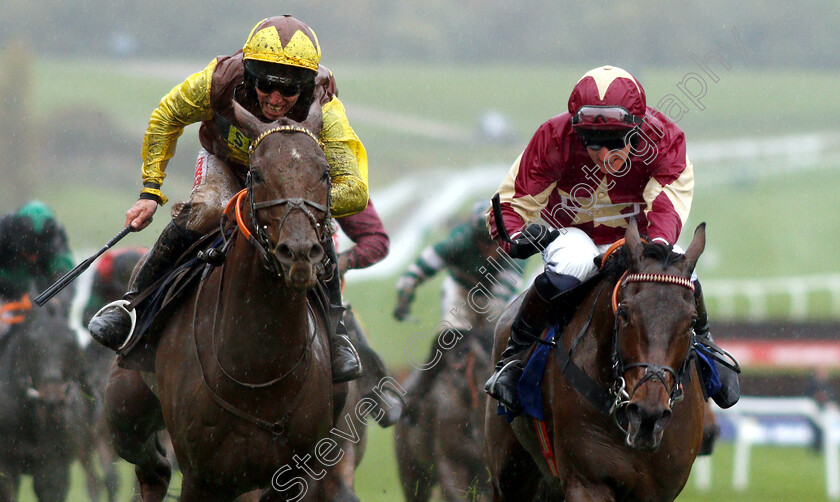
[16,442,833,501]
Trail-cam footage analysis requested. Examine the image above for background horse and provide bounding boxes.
[105,103,341,501]
[0,292,95,502]
[485,221,707,502]
[395,326,494,502]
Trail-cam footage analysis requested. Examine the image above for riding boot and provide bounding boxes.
[324,240,363,384]
[484,272,581,413]
[88,221,200,351]
[694,280,740,409]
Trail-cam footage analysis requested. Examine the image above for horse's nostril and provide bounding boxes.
[309,243,324,262]
[276,243,294,262]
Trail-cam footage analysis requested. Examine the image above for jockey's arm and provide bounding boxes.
[489,130,559,253]
[642,144,695,245]
[139,60,217,207]
[321,97,369,218]
[336,200,389,275]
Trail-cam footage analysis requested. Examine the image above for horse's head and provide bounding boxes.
[613,219,705,450]
[2,308,86,426]
[232,101,331,289]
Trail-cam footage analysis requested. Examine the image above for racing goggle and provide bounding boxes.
[245,64,303,97]
[253,75,302,97]
[571,105,643,129]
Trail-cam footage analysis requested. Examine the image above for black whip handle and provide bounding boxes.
[34,226,132,307]
[491,193,514,244]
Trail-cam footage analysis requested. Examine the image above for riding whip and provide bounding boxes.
[34,226,132,307]
[491,193,514,244]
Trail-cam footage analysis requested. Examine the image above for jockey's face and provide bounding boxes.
[587,143,633,175]
[255,87,301,121]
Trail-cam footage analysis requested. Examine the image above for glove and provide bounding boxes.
[508,224,560,259]
[393,290,414,321]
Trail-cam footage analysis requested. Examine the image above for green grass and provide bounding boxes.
[16,442,834,501]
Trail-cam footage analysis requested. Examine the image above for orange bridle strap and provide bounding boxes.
[1,293,32,324]
[223,189,253,241]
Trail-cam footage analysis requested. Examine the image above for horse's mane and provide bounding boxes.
[642,242,685,269]
[601,242,685,280]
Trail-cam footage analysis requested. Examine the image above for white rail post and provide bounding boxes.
[824,405,840,500]
[732,416,760,491]
[693,456,712,491]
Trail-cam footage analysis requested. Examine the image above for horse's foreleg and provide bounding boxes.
[395,427,434,502]
[105,365,170,502]
[77,443,102,502]
[435,453,479,502]
[0,469,19,502]
[564,483,615,502]
[485,412,541,502]
[31,462,71,502]
[323,439,361,502]
[96,436,121,502]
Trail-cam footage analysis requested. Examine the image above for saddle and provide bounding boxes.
[116,227,332,373]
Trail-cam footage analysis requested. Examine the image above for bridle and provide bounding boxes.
[609,271,696,422]
[224,125,332,278]
[554,240,698,434]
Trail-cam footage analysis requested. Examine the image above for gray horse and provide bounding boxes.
[0,293,94,502]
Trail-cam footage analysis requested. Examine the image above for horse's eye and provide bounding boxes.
[690,316,698,328]
[321,170,330,183]
[616,305,629,321]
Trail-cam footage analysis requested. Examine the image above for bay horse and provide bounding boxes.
[485,220,707,502]
[105,102,342,501]
[395,326,494,502]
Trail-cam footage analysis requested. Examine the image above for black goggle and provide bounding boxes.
[253,76,302,97]
[576,132,629,151]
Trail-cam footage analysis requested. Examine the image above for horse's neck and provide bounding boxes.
[565,275,620,386]
[214,234,312,352]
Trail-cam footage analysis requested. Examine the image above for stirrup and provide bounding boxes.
[92,299,138,352]
[484,360,523,405]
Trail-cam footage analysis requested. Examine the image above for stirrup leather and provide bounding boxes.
[92,299,138,352]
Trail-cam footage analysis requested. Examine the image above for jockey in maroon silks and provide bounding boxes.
[484,65,738,413]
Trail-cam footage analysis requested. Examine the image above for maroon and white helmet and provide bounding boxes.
[568,66,646,132]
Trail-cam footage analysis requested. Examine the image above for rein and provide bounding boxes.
[224,187,331,279]
[189,209,318,437]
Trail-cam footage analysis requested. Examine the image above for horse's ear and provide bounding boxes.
[624,218,644,269]
[681,222,706,276]
[301,95,323,137]
[231,100,266,140]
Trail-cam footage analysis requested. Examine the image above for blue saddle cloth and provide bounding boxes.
[498,325,558,422]
[694,342,722,398]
